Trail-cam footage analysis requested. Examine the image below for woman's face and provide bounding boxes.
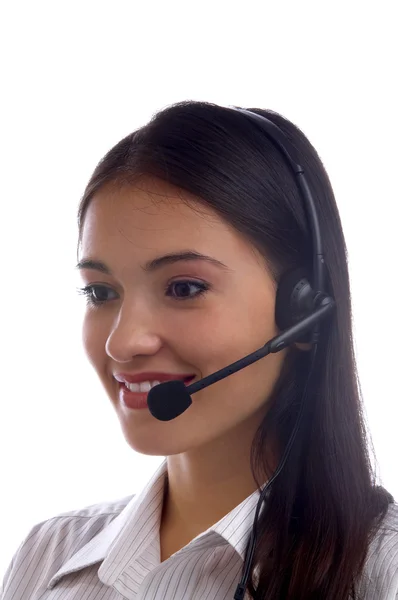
[79,177,287,457]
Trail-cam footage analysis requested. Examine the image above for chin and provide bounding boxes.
[118,421,204,457]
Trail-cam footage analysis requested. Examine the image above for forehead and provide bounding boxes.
[80,178,261,268]
[82,179,223,242]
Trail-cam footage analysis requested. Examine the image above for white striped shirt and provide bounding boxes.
[1,459,398,599]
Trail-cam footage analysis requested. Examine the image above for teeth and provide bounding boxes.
[125,380,161,393]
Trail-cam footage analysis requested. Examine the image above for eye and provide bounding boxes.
[165,280,210,301]
[77,284,118,306]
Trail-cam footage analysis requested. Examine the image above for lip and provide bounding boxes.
[118,376,195,411]
[114,372,195,384]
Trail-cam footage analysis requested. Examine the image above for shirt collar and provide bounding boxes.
[48,459,265,590]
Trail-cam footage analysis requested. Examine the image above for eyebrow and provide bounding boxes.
[75,250,232,275]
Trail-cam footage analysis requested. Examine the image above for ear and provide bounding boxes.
[294,341,312,351]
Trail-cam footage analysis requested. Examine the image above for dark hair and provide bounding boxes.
[77,101,393,599]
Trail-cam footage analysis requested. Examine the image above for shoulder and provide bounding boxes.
[18,492,134,548]
[358,502,398,598]
[1,494,134,598]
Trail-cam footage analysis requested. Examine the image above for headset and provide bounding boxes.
[146,107,336,599]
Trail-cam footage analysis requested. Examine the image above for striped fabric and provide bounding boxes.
[1,459,398,599]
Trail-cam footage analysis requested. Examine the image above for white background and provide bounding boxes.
[1,0,397,578]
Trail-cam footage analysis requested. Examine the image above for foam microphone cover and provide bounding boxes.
[147,379,193,421]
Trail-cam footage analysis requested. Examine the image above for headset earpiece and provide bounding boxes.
[275,267,315,344]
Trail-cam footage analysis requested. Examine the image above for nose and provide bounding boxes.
[105,303,163,363]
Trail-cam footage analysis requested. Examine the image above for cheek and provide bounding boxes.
[206,351,285,411]
[186,298,282,408]
[193,297,277,372]
[82,312,107,371]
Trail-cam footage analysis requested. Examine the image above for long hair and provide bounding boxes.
[77,101,393,599]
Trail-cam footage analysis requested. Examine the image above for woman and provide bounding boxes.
[2,101,397,600]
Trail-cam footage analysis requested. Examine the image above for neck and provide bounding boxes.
[161,417,273,540]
